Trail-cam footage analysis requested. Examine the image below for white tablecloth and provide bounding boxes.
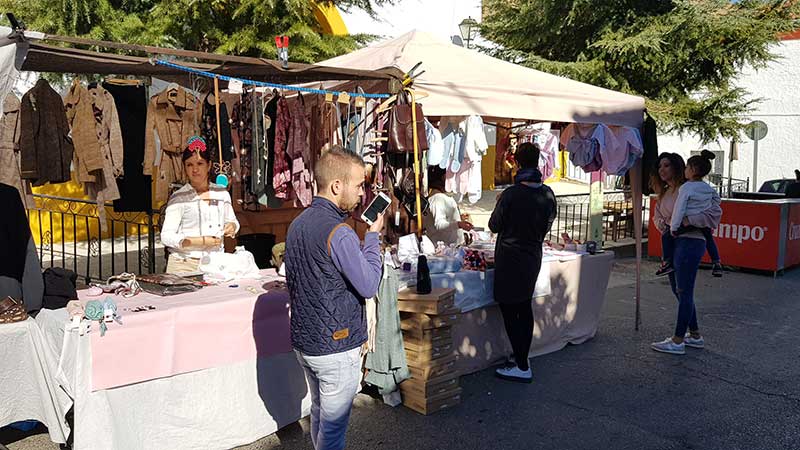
[452,252,615,374]
[398,256,557,312]
[35,308,312,450]
[0,317,71,444]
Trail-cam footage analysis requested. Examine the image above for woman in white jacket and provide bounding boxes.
[422,166,472,246]
[160,137,239,274]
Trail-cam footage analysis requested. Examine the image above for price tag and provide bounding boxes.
[227,79,244,94]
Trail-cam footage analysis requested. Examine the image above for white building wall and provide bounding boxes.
[659,38,800,189]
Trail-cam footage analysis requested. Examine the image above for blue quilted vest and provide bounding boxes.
[285,197,367,356]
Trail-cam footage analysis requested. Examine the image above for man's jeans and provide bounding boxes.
[295,347,362,450]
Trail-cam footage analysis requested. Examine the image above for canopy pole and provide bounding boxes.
[407,87,423,236]
[630,159,644,331]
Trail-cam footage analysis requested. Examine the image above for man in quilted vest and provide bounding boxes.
[285,147,384,450]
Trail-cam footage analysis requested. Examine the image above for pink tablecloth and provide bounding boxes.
[78,271,292,391]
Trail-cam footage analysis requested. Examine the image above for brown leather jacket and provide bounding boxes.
[19,79,74,186]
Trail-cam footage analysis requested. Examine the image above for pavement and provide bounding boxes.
[4,258,800,450]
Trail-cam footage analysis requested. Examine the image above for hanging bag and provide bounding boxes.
[387,91,429,153]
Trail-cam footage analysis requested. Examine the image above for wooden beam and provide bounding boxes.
[41,33,285,66]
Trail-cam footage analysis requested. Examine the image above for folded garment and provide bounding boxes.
[66,300,84,318]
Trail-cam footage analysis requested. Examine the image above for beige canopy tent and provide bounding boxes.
[319,30,647,330]
[318,30,645,128]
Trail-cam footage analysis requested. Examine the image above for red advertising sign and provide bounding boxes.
[649,198,782,271]
[785,203,800,268]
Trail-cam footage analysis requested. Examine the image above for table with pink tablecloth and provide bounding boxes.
[35,270,311,450]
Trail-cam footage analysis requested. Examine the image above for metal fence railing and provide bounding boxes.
[27,190,648,283]
[548,191,649,245]
[708,174,750,198]
[28,194,164,285]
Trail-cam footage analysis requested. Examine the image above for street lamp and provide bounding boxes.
[458,17,479,49]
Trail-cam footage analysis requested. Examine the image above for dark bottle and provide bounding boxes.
[416,255,432,294]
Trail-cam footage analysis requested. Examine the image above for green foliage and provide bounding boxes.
[1,0,392,62]
[481,0,800,142]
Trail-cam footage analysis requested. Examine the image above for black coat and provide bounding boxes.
[489,183,557,304]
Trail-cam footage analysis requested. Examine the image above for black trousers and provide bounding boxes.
[498,301,534,371]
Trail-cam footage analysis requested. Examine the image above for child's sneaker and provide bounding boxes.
[655,262,674,277]
[712,263,723,278]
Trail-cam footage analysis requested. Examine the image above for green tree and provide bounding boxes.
[480,0,800,142]
[0,0,392,62]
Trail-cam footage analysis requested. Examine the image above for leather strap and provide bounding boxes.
[327,223,351,256]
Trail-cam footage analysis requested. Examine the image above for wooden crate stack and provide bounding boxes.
[397,287,461,415]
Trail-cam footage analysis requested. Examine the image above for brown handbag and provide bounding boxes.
[387,91,429,153]
[0,296,29,324]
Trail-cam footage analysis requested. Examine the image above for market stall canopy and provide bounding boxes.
[318,30,645,128]
[6,30,403,84]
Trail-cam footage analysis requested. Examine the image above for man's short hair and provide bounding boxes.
[516,142,541,170]
[314,146,365,189]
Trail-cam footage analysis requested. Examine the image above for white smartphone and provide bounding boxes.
[360,192,392,225]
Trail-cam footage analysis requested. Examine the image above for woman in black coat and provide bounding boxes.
[489,142,557,383]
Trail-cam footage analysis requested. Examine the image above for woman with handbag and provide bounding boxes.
[160,137,239,274]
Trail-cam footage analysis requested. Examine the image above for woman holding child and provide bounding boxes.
[650,151,722,355]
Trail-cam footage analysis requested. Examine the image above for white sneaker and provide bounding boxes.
[683,333,705,349]
[495,364,532,383]
[650,337,685,355]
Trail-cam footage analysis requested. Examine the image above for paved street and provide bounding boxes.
[5,258,800,450]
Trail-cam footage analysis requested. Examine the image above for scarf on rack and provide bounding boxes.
[514,167,543,184]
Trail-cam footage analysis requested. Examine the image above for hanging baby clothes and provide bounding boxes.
[364,258,410,395]
[143,85,200,205]
[425,118,444,167]
[539,132,559,180]
[439,116,467,172]
[201,93,234,164]
[0,93,33,208]
[19,79,74,186]
[445,115,488,204]
[607,126,643,176]
[560,123,615,173]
